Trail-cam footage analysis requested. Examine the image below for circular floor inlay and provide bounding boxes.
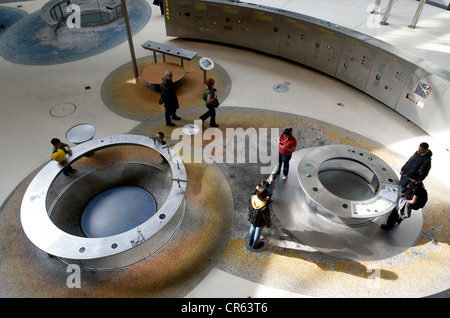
[182,124,201,135]
[273,84,289,93]
[81,185,157,238]
[50,103,76,117]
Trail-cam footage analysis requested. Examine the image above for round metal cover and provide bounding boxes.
[66,123,96,144]
[182,124,200,135]
[50,103,76,117]
[273,84,289,93]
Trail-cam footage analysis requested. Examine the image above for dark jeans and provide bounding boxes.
[277,152,292,176]
[249,224,263,248]
[165,107,177,124]
[399,174,410,192]
[63,164,76,176]
[384,208,402,229]
[200,106,216,125]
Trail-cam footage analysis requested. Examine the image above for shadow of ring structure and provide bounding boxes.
[272,145,423,261]
[20,135,187,271]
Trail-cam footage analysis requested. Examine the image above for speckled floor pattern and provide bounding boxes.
[0,5,448,296]
[1,104,448,297]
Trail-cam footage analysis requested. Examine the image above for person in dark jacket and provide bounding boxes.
[248,187,271,249]
[159,70,181,126]
[399,142,432,193]
[381,171,427,230]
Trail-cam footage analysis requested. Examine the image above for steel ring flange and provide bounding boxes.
[297,145,399,225]
[20,134,187,260]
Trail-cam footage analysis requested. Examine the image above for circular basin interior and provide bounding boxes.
[318,158,379,201]
[81,185,157,238]
[47,159,172,238]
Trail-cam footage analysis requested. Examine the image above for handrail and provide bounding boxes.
[40,0,72,27]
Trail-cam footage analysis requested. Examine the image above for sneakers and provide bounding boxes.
[282,175,288,180]
[171,115,181,120]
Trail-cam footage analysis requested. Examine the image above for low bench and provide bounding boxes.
[141,40,198,68]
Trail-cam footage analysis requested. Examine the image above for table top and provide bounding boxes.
[65,123,96,144]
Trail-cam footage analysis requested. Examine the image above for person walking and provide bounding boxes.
[275,128,297,180]
[247,187,271,250]
[199,78,219,127]
[159,70,181,126]
[399,142,432,193]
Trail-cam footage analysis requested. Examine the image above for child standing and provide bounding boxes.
[51,138,77,176]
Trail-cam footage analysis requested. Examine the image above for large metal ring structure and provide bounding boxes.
[20,134,187,269]
[272,145,423,261]
[298,145,399,225]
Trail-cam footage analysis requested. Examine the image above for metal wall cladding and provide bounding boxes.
[396,69,450,141]
[335,36,378,91]
[163,0,450,148]
[278,16,316,67]
[365,48,414,109]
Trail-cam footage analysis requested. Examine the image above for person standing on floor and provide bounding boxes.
[199,78,219,127]
[159,70,181,127]
[247,187,271,250]
[152,0,164,15]
[381,171,428,230]
[276,128,297,180]
[399,142,432,193]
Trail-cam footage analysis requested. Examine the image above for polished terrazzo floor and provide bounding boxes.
[0,0,449,298]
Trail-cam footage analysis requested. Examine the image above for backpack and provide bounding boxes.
[202,92,207,101]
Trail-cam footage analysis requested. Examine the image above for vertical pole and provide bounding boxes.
[408,0,426,29]
[371,0,382,14]
[380,0,394,25]
[120,0,139,78]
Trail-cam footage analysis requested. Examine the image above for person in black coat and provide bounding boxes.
[381,171,427,230]
[248,187,271,249]
[159,70,181,126]
[399,142,432,193]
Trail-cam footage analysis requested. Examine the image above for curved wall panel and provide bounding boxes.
[163,0,450,148]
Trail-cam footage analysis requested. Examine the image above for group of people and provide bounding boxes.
[247,128,299,250]
[380,142,431,230]
[49,68,432,243]
[159,70,220,128]
[245,141,432,251]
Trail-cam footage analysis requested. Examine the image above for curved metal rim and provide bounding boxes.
[297,145,400,220]
[20,134,187,260]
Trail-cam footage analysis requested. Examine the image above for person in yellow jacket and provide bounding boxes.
[247,187,272,249]
[51,138,77,177]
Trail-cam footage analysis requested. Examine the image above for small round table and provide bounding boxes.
[66,123,96,156]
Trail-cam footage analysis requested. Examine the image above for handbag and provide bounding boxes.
[211,98,220,108]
